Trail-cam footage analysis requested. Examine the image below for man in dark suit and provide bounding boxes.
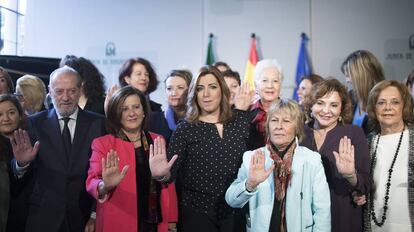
[11,66,106,232]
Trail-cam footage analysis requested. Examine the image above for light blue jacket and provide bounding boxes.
[225,142,331,232]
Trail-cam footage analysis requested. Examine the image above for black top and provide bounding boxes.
[83,96,105,116]
[247,107,265,150]
[149,99,162,113]
[135,147,156,232]
[1,135,33,232]
[168,110,250,219]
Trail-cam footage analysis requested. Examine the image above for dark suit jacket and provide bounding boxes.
[23,108,105,232]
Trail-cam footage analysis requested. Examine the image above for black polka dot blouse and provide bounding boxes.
[168,110,250,219]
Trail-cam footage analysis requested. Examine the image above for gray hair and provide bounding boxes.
[253,59,283,85]
[49,65,82,88]
[265,98,305,143]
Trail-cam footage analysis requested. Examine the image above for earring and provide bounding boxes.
[310,112,314,118]
[338,116,343,123]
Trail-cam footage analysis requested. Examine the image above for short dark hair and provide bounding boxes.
[213,61,231,72]
[118,58,159,94]
[106,86,149,136]
[222,70,241,85]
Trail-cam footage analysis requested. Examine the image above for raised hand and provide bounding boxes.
[10,129,40,166]
[149,137,178,180]
[246,149,275,190]
[333,136,356,176]
[234,82,255,111]
[101,149,129,192]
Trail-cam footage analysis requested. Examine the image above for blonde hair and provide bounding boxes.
[16,75,47,113]
[266,98,305,143]
[343,50,385,111]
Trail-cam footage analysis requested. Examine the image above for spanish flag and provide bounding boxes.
[244,33,259,89]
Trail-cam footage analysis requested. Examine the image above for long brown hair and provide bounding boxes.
[186,66,233,124]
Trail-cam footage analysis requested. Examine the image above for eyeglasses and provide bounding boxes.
[376,99,401,108]
[13,92,24,99]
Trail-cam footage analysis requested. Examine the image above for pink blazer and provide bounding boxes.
[86,133,178,232]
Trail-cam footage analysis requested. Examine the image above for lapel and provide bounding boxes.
[44,109,69,169]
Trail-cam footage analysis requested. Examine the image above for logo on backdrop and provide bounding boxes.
[106,42,116,56]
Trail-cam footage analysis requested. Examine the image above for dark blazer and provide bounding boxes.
[23,108,106,232]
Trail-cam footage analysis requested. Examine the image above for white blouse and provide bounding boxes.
[371,130,410,232]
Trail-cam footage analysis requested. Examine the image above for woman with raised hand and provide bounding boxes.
[226,99,331,232]
[248,59,283,150]
[0,95,31,232]
[149,66,254,232]
[86,86,178,232]
[301,78,371,232]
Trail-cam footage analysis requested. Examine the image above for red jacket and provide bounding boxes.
[86,133,178,232]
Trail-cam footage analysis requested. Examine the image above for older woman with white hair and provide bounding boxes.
[248,59,283,150]
[226,99,331,232]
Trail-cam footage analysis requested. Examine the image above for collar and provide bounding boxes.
[56,107,79,121]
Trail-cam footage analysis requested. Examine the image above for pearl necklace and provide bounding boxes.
[369,128,404,227]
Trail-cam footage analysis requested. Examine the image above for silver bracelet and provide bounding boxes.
[155,175,169,182]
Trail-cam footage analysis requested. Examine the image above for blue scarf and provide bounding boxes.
[165,106,178,131]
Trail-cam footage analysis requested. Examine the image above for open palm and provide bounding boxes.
[149,137,178,179]
[333,136,355,176]
[234,82,255,111]
[10,129,39,166]
[102,149,129,191]
[247,149,275,189]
